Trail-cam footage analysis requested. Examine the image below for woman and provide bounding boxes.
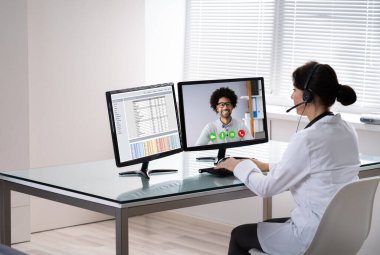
[217,61,360,255]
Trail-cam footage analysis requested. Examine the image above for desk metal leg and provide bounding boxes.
[263,197,272,221]
[0,180,11,245]
[115,208,128,255]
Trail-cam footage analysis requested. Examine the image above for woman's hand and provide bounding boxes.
[215,157,242,172]
[216,157,269,173]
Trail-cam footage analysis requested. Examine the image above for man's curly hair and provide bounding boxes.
[209,87,238,113]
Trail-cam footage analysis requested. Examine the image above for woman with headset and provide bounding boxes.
[217,61,360,255]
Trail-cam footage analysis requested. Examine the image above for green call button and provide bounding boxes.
[209,132,217,141]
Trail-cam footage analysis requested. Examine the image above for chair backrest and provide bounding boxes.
[304,177,380,255]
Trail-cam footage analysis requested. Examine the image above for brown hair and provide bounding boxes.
[292,61,357,107]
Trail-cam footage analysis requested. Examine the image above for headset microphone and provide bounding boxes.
[286,63,321,114]
[286,101,306,113]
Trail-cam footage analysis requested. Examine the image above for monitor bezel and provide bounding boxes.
[106,83,183,167]
[177,77,268,152]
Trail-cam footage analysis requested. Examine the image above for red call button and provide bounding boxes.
[238,129,245,138]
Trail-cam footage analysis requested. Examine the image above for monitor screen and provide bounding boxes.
[106,83,182,174]
[177,77,268,161]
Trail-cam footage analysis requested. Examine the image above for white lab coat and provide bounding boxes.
[234,114,360,255]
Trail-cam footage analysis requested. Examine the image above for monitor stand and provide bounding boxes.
[196,148,250,165]
[196,149,227,164]
[118,161,178,180]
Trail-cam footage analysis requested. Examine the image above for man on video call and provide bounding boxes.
[195,87,253,146]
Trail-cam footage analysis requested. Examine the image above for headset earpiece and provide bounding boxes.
[303,64,321,103]
[286,63,321,113]
[303,89,312,103]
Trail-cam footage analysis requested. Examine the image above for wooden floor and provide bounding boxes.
[12,212,233,255]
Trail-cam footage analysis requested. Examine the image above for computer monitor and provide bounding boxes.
[106,83,182,179]
[177,77,268,163]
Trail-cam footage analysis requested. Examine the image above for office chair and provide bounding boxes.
[249,177,380,255]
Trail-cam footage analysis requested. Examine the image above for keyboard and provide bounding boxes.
[198,167,234,177]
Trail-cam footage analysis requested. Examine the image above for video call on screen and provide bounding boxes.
[181,78,266,147]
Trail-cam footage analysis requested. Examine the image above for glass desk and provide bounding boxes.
[1,141,379,255]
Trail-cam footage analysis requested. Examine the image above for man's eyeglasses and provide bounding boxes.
[217,102,232,107]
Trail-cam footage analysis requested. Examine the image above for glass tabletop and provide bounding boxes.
[359,153,380,168]
[1,141,379,204]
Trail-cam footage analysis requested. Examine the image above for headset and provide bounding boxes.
[302,63,321,103]
[286,63,321,113]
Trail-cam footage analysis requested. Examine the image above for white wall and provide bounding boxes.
[0,0,29,171]
[27,0,146,232]
[28,0,145,168]
[0,0,31,243]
